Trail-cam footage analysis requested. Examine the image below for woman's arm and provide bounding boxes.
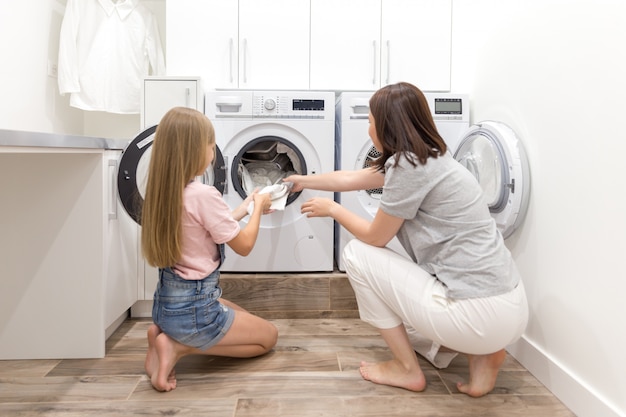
[284,167,384,193]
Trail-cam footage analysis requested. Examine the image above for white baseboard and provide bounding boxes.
[130,300,153,318]
[507,336,623,417]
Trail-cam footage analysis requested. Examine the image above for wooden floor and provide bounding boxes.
[0,317,576,416]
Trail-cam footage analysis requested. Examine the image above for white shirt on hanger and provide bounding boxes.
[58,0,165,114]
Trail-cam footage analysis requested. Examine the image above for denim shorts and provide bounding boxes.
[152,266,235,351]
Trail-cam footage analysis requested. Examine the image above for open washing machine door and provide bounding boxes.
[453,121,530,239]
[117,125,227,224]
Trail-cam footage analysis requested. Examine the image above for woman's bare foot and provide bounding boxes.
[145,324,161,378]
[359,359,426,392]
[457,349,506,397]
[150,332,183,392]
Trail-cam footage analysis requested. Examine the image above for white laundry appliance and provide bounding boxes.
[205,90,336,272]
[335,92,530,271]
[335,91,471,270]
[453,120,530,239]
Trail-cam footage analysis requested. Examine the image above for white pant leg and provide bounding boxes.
[342,239,528,357]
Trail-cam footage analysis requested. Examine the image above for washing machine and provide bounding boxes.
[335,92,529,271]
[335,91,470,271]
[205,90,335,272]
[117,125,227,305]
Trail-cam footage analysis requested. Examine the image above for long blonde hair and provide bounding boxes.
[141,107,215,267]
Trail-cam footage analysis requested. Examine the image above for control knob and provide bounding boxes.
[264,98,276,111]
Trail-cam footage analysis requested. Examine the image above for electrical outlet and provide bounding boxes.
[47,60,58,78]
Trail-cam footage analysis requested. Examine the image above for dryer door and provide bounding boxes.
[453,121,530,239]
[117,125,227,225]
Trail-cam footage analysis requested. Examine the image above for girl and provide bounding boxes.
[284,83,528,397]
[141,107,278,392]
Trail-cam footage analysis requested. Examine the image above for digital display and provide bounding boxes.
[293,99,325,111]
[434,98,462,114]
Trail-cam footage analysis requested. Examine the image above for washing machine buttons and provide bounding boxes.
[264,98,276,111]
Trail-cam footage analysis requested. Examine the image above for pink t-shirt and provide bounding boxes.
[173,181,240,279]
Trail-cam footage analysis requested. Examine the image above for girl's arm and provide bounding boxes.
[227,193,271,256]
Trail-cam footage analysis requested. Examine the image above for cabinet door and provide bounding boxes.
[104,150,138,329]
[310,0,381,91]
[166,0,238,89]
[238,0,310,89]
[381,0,451,91]
[142,78,200,128]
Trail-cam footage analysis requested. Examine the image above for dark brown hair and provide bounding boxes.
[369,82,447,171]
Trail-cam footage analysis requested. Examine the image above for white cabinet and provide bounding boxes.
[238,0,310,89]
[166,0,310,90]
[381,0,451,90]
[0,145,136,359]
[310,0,381,91]
[142,77,203,128]
[310,0,452,91]
[166,0,238,89]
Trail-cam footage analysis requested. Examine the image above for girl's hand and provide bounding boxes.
[253,192,273,214]
[300,197,337,218]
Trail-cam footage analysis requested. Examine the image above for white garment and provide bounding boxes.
[342,239,528,368]
[58,0,165,114]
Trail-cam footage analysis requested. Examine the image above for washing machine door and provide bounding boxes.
[453,121,530,239]
[117,125,227,225]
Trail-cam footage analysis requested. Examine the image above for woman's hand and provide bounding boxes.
[282,175,304,192]
[300,197,337,218]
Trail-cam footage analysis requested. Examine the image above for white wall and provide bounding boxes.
[0,0,83,134]
[0,0,165,140]
[452,1,626,416]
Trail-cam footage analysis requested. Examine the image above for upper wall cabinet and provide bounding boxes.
[166,0,238,89]
[310,0,381,91]
[238,0,310,89]
[310,0,452,91]
[167,0,310,90]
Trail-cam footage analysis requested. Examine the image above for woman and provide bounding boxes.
[284,82,528,397]
[141,107,278,392]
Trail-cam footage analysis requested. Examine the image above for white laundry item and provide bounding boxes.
[58,0,165,114]
[247,183,291,215]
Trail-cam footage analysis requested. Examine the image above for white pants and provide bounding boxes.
[342,239,528,368]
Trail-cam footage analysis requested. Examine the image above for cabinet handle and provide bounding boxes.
[108,159,118,220]
[372,40,377,86]
[229,38,234,83]
[385,40,391,85]
[243,39,248,84]
[185,87,190,108]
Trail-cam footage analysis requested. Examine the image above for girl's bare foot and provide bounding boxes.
[457,349,506,397]
[359,359,426,392]
[145,324,161,378]
[151,332,182,392]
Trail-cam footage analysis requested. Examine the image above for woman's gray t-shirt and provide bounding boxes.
[380,152,520,299]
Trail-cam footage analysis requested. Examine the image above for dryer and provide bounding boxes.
[205,90,335,272]
[453,120,530,239]
[335,91,470,271]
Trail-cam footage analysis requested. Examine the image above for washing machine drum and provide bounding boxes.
[117,125,226,225]
[453,121,530,239]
